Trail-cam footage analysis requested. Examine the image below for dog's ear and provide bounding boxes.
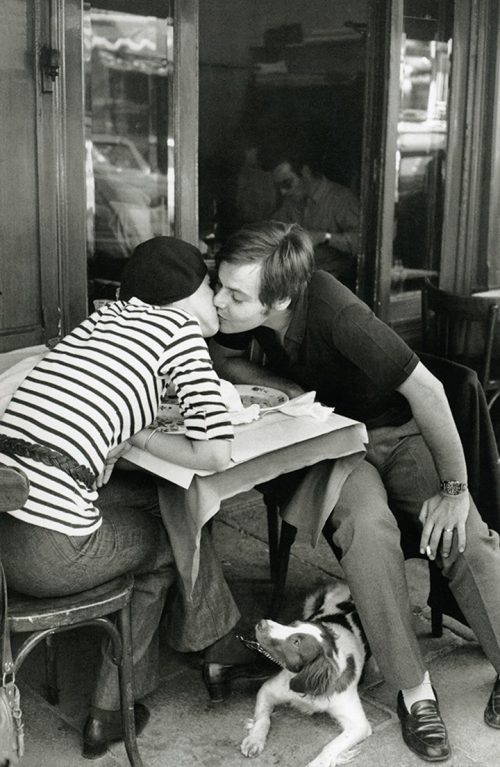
[289,654,338,697]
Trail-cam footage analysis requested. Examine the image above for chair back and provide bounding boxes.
[421,279,499,392]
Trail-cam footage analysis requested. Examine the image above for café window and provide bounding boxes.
[198,0,368,288]
[388,1,453,327]
[84,1,175,311]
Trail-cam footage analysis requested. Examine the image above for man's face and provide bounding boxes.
[272,161,305,203]
[174,274,220,337]
[214,261,270,333]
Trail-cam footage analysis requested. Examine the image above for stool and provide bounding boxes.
[8,574,144,767]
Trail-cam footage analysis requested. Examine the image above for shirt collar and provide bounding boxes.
[283,288,308,360]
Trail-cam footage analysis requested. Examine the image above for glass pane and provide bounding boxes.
[391,2,453,304]
[198,1,368,292]
[84,2,174,312]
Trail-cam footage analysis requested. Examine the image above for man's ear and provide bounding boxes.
[272,297,291,312]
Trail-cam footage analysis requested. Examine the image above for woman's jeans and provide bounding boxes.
[0,470,239,710]
[328,418,500,690]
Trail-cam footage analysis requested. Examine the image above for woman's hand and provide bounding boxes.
[96,441,132,488]
[419,492,470,560]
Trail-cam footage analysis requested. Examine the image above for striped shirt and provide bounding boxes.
[0,297,233,535]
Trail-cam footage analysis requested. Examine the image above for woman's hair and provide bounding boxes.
[216,221,314,308]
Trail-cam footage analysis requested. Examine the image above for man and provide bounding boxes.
[260,144,360,288]
[209,220,500,762]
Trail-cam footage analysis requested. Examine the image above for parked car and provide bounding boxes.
[87,135,170,305]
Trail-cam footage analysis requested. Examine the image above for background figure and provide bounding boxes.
[259,141,360,289]
[235,145,277,226]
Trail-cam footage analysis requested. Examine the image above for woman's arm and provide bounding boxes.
[129,429,232,473]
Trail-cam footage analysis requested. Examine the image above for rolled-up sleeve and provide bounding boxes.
[159,318,234,441]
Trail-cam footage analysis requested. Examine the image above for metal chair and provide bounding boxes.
[2,568,144,766]
[421,279,500,409]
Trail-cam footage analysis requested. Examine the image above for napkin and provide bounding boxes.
[267,391,334,421]
[219,379,260,425]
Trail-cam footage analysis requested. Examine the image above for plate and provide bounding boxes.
[152,385,288,434]
[234,385,289,410]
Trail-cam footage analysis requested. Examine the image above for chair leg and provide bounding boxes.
[428,562,444,638]
[265,498,280,581]
[44,634,59,705]
[118,604,144,767]
[269,520,297,619]
[430,604,443,638]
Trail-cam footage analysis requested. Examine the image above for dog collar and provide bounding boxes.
[237,634,285,669]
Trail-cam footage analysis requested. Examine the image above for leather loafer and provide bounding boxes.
[397,691,450,762]
[203,658,277,703]
[484,676,500,728]
[82,702,150,759]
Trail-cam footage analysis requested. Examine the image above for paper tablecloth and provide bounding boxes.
[157,418,367,598]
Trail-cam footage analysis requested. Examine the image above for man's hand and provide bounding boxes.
[96,441,132,488]
[419,492,470,560]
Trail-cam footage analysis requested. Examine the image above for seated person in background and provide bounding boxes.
[209,220,500,763]
[0,236,268,758]
[259,142,360,289]
[236,144,277,226]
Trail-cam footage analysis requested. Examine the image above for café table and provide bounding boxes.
[0,348,368,598]
[127,408,368,597]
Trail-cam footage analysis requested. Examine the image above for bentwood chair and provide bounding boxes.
[421,279,500,409]
[0,551,143,766]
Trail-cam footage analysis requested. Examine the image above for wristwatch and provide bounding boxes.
[440,480,468,496]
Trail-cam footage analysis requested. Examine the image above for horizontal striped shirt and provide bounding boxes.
[0,297,233,535]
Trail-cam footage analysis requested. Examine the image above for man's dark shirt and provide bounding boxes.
[215,271,419,430]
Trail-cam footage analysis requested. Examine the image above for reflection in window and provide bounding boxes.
[391,3,452,300]
[84,3,174,311]
[198,0,367,292]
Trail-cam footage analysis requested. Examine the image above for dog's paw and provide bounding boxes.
[241,733,266,758]
[307,746,358,767]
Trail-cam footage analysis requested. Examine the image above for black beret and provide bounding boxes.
[119,236,207,305]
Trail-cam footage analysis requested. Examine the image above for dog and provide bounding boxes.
[240,581,371,767]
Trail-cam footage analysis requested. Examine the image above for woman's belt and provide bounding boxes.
[0,435,95,490]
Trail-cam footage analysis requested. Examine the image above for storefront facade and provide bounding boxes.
[1,0,499,352]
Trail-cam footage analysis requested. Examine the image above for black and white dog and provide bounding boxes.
[240,581,371,767]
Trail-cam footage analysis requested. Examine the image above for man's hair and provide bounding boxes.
[259,140,324,177]
[216,221,314,308]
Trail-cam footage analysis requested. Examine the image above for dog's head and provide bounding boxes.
[255,618,354,698]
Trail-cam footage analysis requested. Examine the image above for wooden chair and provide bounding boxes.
[265,501,450,634]
[2,570,144,766]
[421,279,500,409]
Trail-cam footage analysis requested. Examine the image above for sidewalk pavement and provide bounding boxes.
[15,490,499,766]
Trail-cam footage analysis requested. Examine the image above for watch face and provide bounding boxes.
[440,480,467,495]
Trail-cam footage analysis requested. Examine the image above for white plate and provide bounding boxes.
[152,385,288,434]
[234,384,289,410]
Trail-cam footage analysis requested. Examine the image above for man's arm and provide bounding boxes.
[397,361,469,558]
[209,338,305,399]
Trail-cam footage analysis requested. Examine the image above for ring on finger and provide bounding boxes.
[444,528,453,534]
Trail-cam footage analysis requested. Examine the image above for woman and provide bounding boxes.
[0,236,243,757]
